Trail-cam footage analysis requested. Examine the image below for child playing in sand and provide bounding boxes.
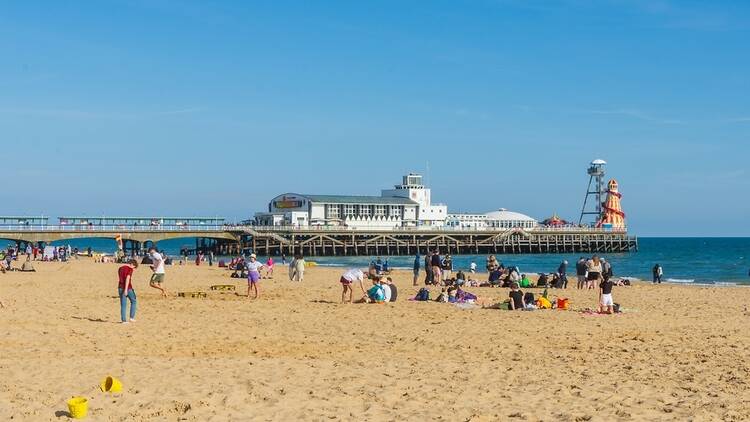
[265,257,274,279]
[245,254,264,299]
[340,268,367,303]
[599,276,615,314]
[365,278,385,303]
[148,247,168,298]
[118,259,138,323]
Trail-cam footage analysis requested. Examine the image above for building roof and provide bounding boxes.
[484,209,537,222]
[300,194,418,205]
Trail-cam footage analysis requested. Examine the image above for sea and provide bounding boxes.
[6,237,749,286]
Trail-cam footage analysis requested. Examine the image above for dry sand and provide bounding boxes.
[1,257,749,421]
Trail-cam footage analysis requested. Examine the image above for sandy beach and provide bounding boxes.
[1,257,749,421]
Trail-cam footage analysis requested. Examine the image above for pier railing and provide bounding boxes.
[0,224,629,235]
[0,225,225,232]
[226,225,629,234]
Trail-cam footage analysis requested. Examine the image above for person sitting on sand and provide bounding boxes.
[519,273,532,288]
[455,270,466,285]
[340,268,367,303]
[355,278,385,303]
[455,287,478,303]
[488,268,503,286]
[117,259,139,324]
[509,282,525,310]
[245,254,264,299]
[386,277,398,302]
[380,277,392,302]
[148,247,168,298]
[20,257,35,272]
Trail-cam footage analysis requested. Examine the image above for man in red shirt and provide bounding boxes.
[118,259,139,324]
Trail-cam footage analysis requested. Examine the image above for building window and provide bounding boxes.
[389,206,402,218]
[359,205,372,217]
[374,205,386,217]
[326,205,340,219]
[344,205,356,217]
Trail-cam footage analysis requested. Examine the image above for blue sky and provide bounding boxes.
[1,0,748,236]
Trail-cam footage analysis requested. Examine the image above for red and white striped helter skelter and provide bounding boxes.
[596,179,626,229]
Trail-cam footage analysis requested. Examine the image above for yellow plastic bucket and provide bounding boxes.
[67,397,88,419]
[100,376,122,393]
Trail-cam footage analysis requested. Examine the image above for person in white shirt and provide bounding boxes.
[245,254,265,299]
[148,247,168,298]
[339,268,366,303]
[469,262,477,273]
[380,278,392,302]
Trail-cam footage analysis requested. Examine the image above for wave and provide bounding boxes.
[665,278,695,283]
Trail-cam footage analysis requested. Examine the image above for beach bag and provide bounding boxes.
[536,297,552,309]
[415,288,430,301]
[557,298,570,310]
[613,303,621,313]
[523,292,535,305]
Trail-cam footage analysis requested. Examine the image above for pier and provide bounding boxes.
[233,226,638,256]
[0,221,637,256]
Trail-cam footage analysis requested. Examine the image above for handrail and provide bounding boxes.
[226,225,629,234]
[0,225,224,232]
[0,224,629,235]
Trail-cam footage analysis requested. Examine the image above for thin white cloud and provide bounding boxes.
[579,108,684,125]
[724,117,750,123]
[0,106,204,119]
[613,0,746,31]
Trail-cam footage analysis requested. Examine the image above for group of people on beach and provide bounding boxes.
[339,268,399,304]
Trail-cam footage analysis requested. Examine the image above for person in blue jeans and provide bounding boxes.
[117,259,139,324]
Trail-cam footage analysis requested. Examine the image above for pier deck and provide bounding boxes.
[229,226,638,256]
[0,225,637,256]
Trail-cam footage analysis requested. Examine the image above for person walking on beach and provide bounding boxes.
[117,259,138,323]
[652,264,663,284]
[413,253,421,286]
[339,268,367,303]
[245,254,264,299]
[289,253,305,282]
[148,247,168,298]
[281,253,286,265]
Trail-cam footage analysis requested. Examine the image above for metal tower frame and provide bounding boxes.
[579,160,607,225]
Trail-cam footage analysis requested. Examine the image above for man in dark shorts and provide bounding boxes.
[430,250,442,285]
